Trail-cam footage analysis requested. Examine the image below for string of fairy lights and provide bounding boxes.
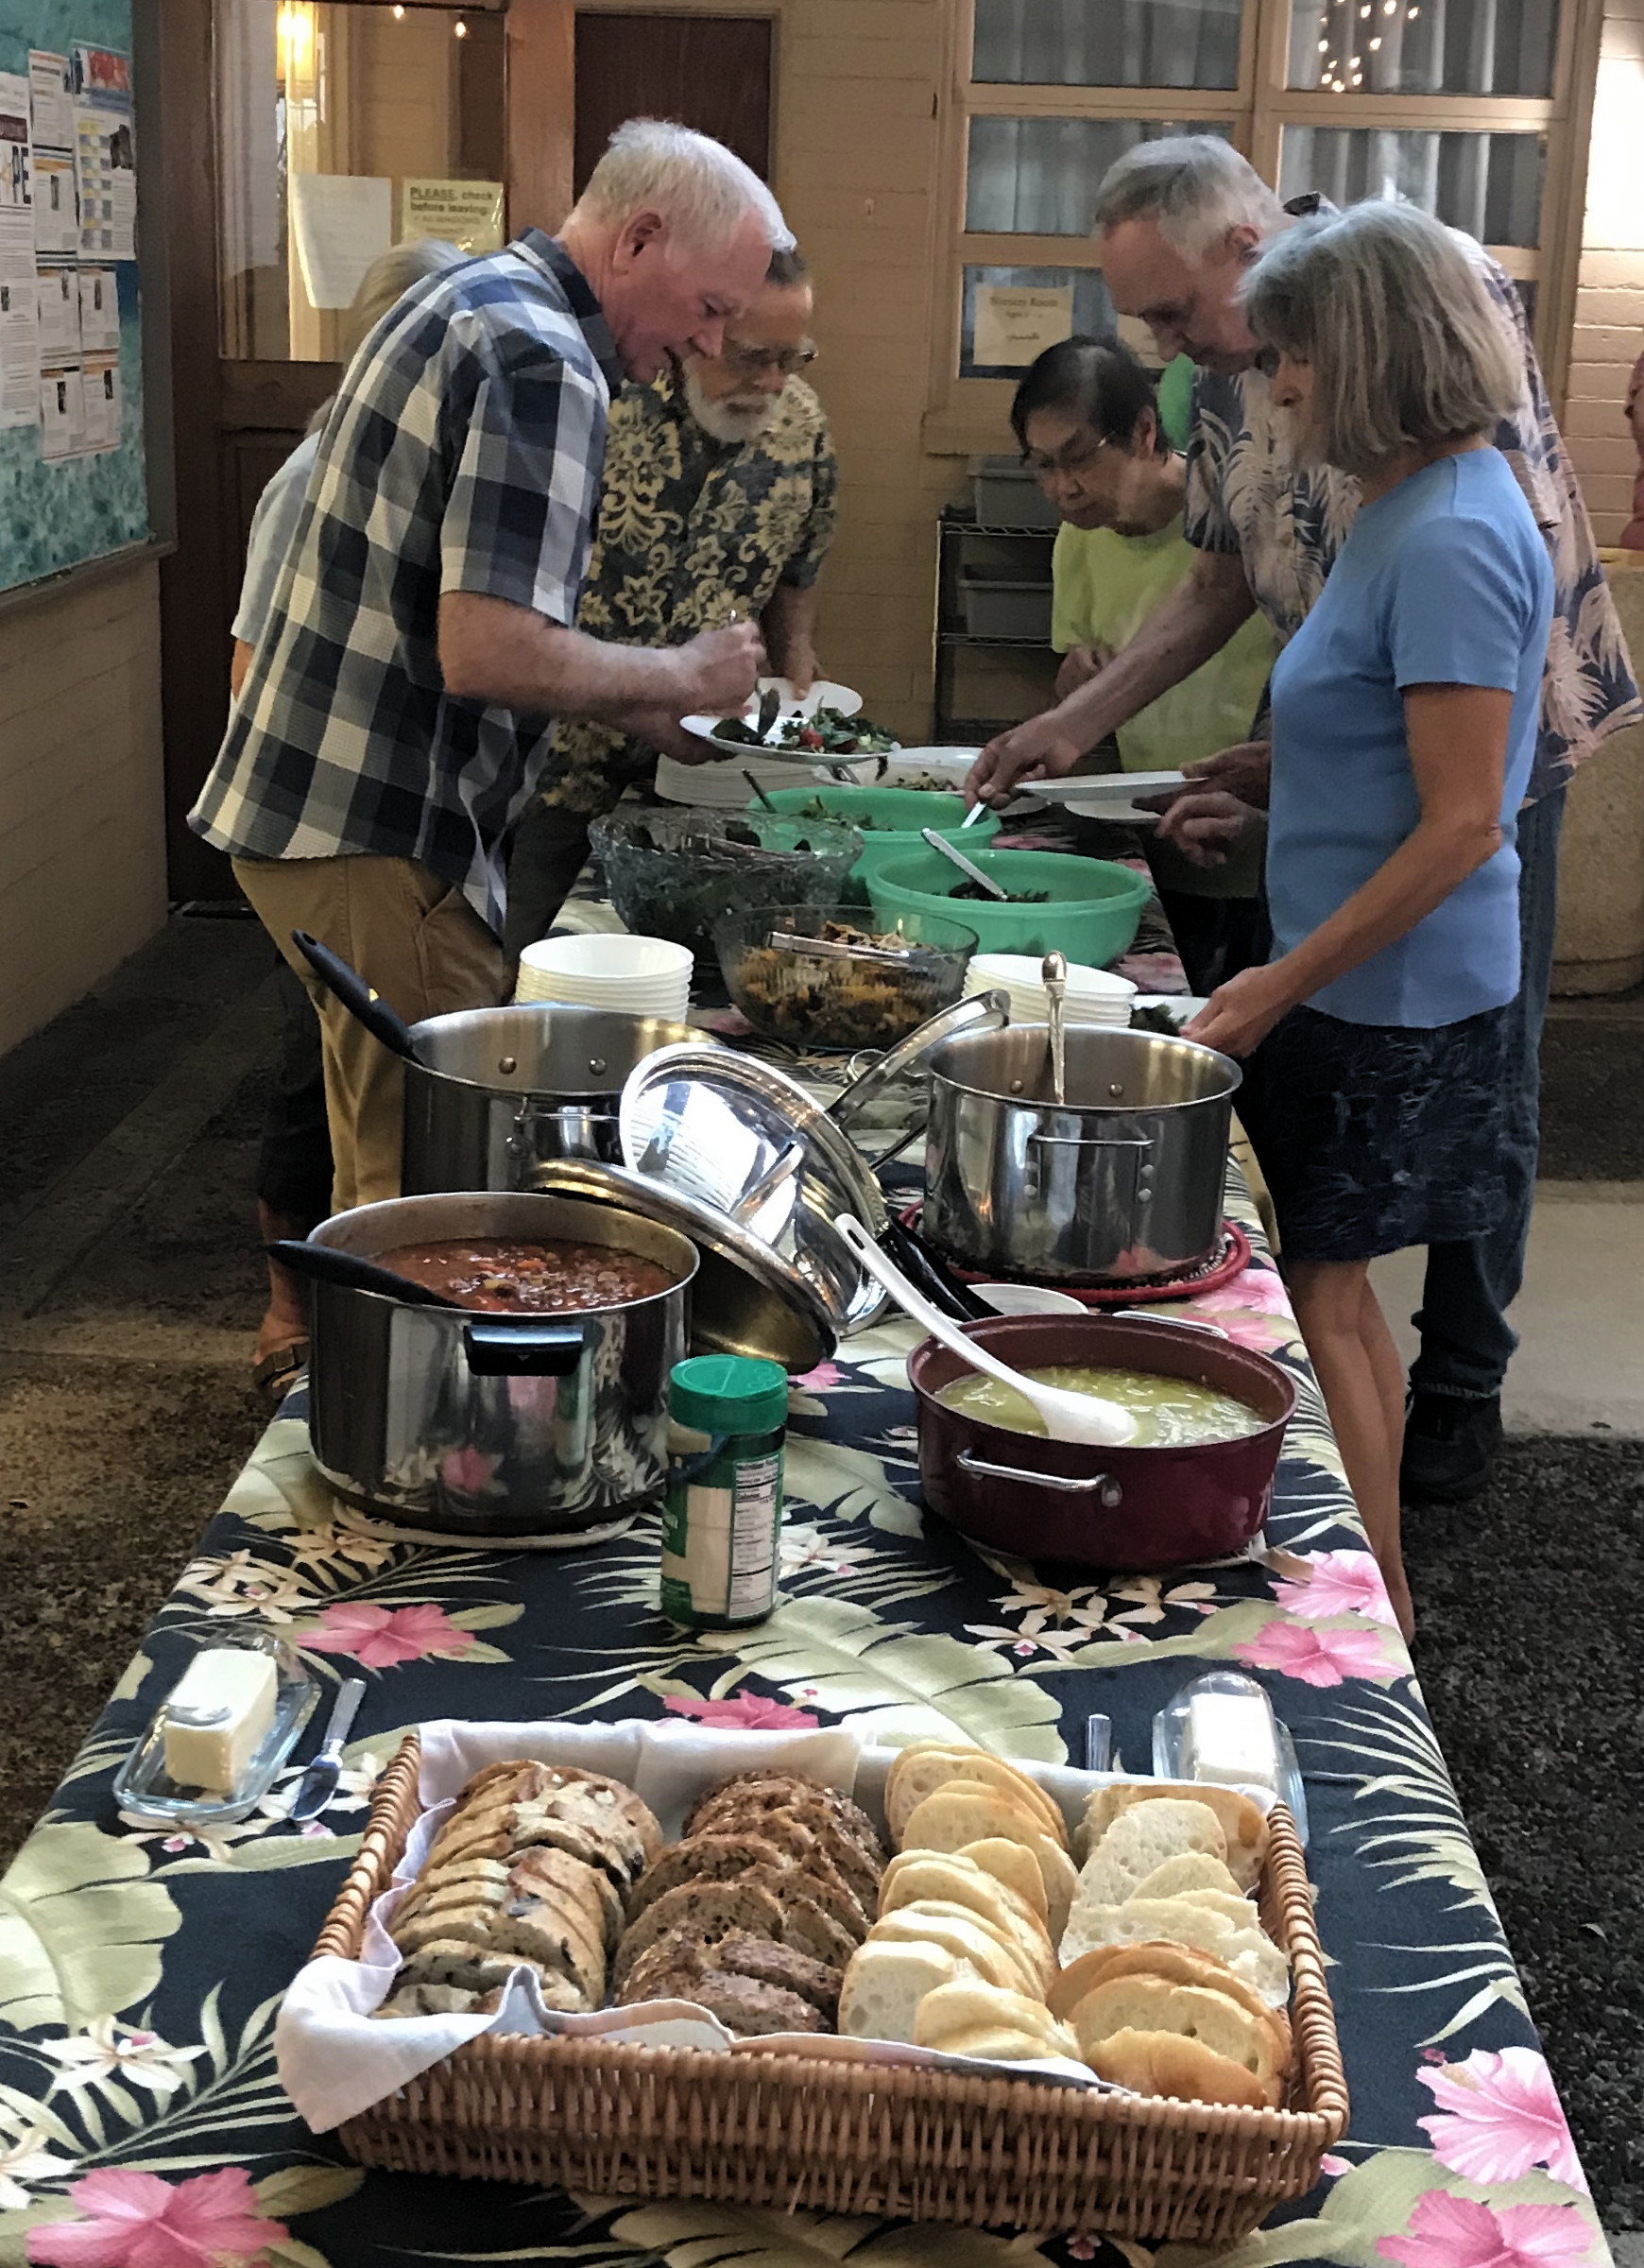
[1315,0,1422,92]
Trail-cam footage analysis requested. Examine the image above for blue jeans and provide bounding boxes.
[1409,784,1567,1400]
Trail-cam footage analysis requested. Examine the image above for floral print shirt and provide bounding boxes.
[1184,201,1641,802]
[539,367,839,817]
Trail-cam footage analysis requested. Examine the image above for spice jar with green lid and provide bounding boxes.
[660,1354,788,1630]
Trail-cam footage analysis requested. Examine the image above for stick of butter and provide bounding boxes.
[1184,1689,1280,1794]
[163,1649,279,1794]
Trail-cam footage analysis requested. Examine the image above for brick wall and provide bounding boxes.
[1566,0,1644,541]
[0,560,167,1057]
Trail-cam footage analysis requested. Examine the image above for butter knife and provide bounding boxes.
[286,1677,366,1823]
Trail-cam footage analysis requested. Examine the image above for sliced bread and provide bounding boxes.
[1079,1782,1266,1890]
[838,1939,976,2044]
[1076,1798,1228,1907]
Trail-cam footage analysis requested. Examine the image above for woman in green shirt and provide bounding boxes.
[1012,336,1276,992]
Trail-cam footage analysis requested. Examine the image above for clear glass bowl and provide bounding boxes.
[590,809,862,951]
[712,902,978,1053]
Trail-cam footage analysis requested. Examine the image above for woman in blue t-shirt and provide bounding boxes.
[1157,201,1553,1638]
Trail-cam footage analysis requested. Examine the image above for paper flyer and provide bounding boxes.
[72,44,135,262]
[78,266,117,352]
[36,264,78,360]
[0,72,41,429]
[80,352,119,451]
[39,362,83,458]
[402,178,505,252]
[291,173,391,309]
[972,283,1075,368]
[28,50,74,152]
[32,150,77,255]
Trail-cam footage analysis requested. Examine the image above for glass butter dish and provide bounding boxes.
[1154,1669,1310,1844]
[112,1626,319,1828]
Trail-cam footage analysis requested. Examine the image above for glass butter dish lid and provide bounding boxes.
[1154,1668,1310,1844]
[112,1625,319,1828]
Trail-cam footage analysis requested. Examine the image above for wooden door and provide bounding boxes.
[157,0,526,902]
[573,14,771,194]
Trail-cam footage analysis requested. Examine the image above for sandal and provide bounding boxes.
[252,1337,310,1402]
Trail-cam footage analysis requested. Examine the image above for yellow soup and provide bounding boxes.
[936,1364,1263,1448]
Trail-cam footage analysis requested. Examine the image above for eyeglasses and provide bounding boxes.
[719,341,819,378]
[1023,434,1111,479]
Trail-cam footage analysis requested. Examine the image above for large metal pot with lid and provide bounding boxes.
[300,1190,698,1541]
[291,932,709,1191]
[921,1023,1242,1285]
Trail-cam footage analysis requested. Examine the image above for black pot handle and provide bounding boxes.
[290,931,420,1063]
[267,1240,464,1309]
[462,1320,586,1377]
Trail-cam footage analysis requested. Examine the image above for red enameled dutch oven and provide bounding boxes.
[908,1312,1295,1572]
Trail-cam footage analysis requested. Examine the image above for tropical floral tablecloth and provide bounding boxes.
[0,1167,1607,2268]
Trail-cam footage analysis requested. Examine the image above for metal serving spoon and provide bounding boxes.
[833,1214,1136,1448]
[743,769,779,812]
[920,827,1009,901]
[1043,951,1068,1106]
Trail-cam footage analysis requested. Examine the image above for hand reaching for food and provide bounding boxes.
[673,621,764,717]
[964,715,1087,806]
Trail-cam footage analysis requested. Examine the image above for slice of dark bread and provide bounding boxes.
[712,1933,842,2016]
[612,1879,788,1991]
[686,1970,830,2036]
[625,1833,792,1923]
[689,1776,886,1874]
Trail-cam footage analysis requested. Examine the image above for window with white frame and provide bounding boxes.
[934,0,1587,425]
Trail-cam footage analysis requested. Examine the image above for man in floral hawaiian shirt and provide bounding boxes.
[968,137,1641,1509]
[505,248,838,948]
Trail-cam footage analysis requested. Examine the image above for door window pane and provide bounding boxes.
[973,0,1244,90]
[216,0,505,361]
[968,116,1232,236]
[1278,127,1546,246]
[1286,0,1557,94]
[960,266,1117,378]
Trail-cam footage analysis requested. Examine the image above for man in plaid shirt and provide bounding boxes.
[192,121,789,1210]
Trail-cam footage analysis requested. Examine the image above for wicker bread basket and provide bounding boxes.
[310,1731,1348,2241]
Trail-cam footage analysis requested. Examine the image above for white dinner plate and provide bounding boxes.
[1031,770,1188,811]
[680,677,890,765]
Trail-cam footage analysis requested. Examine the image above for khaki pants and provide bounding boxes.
[234,854,511,1213]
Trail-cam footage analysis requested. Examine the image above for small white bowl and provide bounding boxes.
[519,934,693,984]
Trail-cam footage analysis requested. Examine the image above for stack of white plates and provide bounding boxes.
[514,933,693,1021]
[652,750,882,807]
[964,952,1137,1026]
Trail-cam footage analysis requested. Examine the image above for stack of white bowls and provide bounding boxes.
[963,952,1137,1026]
[514,933,693,1022]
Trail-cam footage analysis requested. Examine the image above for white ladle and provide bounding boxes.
[834,1213,1137,1448]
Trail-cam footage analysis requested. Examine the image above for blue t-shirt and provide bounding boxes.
[1266,448,1552,1027]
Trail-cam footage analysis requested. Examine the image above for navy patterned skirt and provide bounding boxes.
[1236,1003,1511,1265]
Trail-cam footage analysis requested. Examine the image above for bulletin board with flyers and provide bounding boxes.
[0,0,146,593]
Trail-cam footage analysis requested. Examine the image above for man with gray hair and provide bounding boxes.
[193,120,789,1213]
[968,134,1640,1506]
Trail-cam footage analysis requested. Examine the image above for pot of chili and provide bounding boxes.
[302,1191,698,1540]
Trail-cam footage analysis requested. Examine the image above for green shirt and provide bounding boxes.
[1052,511,1276,897]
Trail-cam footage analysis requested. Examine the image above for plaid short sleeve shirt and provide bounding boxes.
[1184,201,1641,799]
[190,232,624,932]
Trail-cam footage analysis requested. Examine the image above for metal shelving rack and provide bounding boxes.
[933,505,1057,743]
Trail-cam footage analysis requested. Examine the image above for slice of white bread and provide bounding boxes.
[1049,1939,1293,2062]
[1084,2025,1275,2110]
[1077,1799,1228,1908]
[1080,1783,1267,1891]
[913,1981,1075,2059]
[1059,1896,1290,2007]
[873,1896,1043,1997]
[1171,1887,1265,1929]
[958,1838,1049,1921]
[866,1906,1040,1998]
[901,1793,1079,1939]
[1128,1852,1243,1904]
[880,1854,1055,1989]
[886,1745,1068,1847]
[838,1939,978,2044]
[1069,1976,1288,2097]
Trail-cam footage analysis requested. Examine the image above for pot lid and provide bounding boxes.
[522,1159,835,1375]
[619,1045,889,1336]
[830,988,1011,1163]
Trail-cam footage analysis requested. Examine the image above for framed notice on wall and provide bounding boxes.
[0,0,146,593]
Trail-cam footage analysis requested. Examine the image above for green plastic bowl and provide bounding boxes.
[755,786,1001,888]
[866,847,1152,963]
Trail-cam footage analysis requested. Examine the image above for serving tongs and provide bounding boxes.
[766,928,920,969]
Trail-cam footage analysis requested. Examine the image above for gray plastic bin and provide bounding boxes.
[970,455,1061,531]
[960,575,1054,640]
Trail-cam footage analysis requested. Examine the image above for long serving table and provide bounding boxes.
[0,829,1609,2264]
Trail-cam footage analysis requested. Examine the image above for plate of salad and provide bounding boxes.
[682,678,901,764]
